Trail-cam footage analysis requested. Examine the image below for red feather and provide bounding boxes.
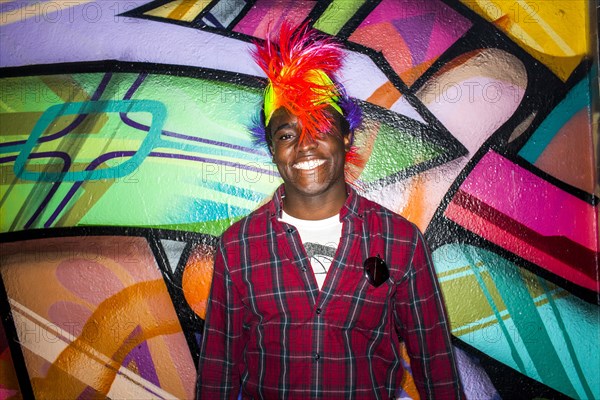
[252,22,345,144]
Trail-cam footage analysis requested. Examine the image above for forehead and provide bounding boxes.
[267,106,343,134]
[269,107,297,127]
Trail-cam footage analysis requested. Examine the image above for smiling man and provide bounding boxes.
[196,24,463,400]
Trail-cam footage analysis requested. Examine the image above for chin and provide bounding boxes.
[288,177,343,197]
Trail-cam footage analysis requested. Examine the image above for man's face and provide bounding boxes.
[268,107,351,199]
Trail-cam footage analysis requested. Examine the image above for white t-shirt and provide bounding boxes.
[281,211,342,289]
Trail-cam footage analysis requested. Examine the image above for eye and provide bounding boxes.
[275,130,296,142]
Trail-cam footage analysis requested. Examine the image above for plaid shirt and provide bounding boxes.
[197,185,462,400]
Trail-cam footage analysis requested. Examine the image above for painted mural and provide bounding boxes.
[0,1,598,399]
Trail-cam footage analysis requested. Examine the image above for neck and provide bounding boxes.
[281,183,347,220]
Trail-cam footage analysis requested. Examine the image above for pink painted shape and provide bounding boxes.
[0,387,19,400]
[425,4,471,61]
[421,77,526,154]
[360,0,429,26]
[48,301,92,337]
[233,0,315,38]
[56,259,124,306]
[461,150,597,250]
[445,201,597,291]
[356,0,471,60]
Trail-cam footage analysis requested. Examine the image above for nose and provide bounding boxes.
[298,136,318,151]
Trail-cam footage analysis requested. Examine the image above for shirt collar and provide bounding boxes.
[269,184,364,221]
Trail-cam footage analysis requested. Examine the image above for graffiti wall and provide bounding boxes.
[1,0,598,399]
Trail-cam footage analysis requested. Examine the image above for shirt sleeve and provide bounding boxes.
[196,240,245,400]
[394,226,463,399]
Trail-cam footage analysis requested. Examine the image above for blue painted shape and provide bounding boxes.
[519,75,590,163]
[191,198,251,222]
[478,249,577,398]
[199,180,269,203]
[14,100,167,182]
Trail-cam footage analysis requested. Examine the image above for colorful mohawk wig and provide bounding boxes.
[250,22,362,148]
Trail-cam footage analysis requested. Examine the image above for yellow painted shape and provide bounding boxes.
[145,0,210,22]
[461,0,590,81]
[0,98,15,112]
[0,112,44,137]
[170,0,209,21]
[439,265,507,333]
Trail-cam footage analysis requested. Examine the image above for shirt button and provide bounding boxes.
[316,308,322,314]
[301,267,306,272]
[314,353,320,360]
[287,228,294,233]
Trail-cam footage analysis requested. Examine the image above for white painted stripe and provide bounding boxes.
[516,0,575,55]
[9,298,177,399]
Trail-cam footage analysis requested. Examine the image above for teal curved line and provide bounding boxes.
[0,143,23,154]
[462,246,527,374]
[538,277,594,399]
[14,100,166,182]
[479,250,577,398]
[519,75,590,163]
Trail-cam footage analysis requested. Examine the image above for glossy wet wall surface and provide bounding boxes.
[0,1,598,399]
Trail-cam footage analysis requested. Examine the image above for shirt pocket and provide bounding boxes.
[329,265,393,333]
[351,278,393,332]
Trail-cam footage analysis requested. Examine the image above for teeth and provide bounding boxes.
[293,159,326,170]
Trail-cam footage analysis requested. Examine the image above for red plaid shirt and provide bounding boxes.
[197,186,462,399]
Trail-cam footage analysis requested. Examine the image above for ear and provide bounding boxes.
[343,131,354,151]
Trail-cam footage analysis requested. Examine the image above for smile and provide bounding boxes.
[292,159,326,170]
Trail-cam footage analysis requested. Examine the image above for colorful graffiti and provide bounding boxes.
[1,0,598,399]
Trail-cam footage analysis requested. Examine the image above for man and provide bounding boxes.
[197,24,463,400]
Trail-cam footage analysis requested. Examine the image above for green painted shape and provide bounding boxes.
[314,0,366,35]
[476,248,578,398]
[1,72,279,233]
[518,74,590,163]
[79,160,278,227]
[359,122,444,183]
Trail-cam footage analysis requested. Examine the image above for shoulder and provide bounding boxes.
[219,200,272,244]
[356,193,418,236]
[352,194,425,279]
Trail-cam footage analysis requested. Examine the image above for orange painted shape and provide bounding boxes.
[398,175,427,232]
[168,0,203,20]
[367,81,402,109]
[182,244,215,319]
[535,109,596,194]
[400,342,420,400]
[350,22,414,84]
[400,58,436,87]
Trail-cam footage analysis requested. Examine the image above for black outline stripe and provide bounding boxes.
[0,272,36,399]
